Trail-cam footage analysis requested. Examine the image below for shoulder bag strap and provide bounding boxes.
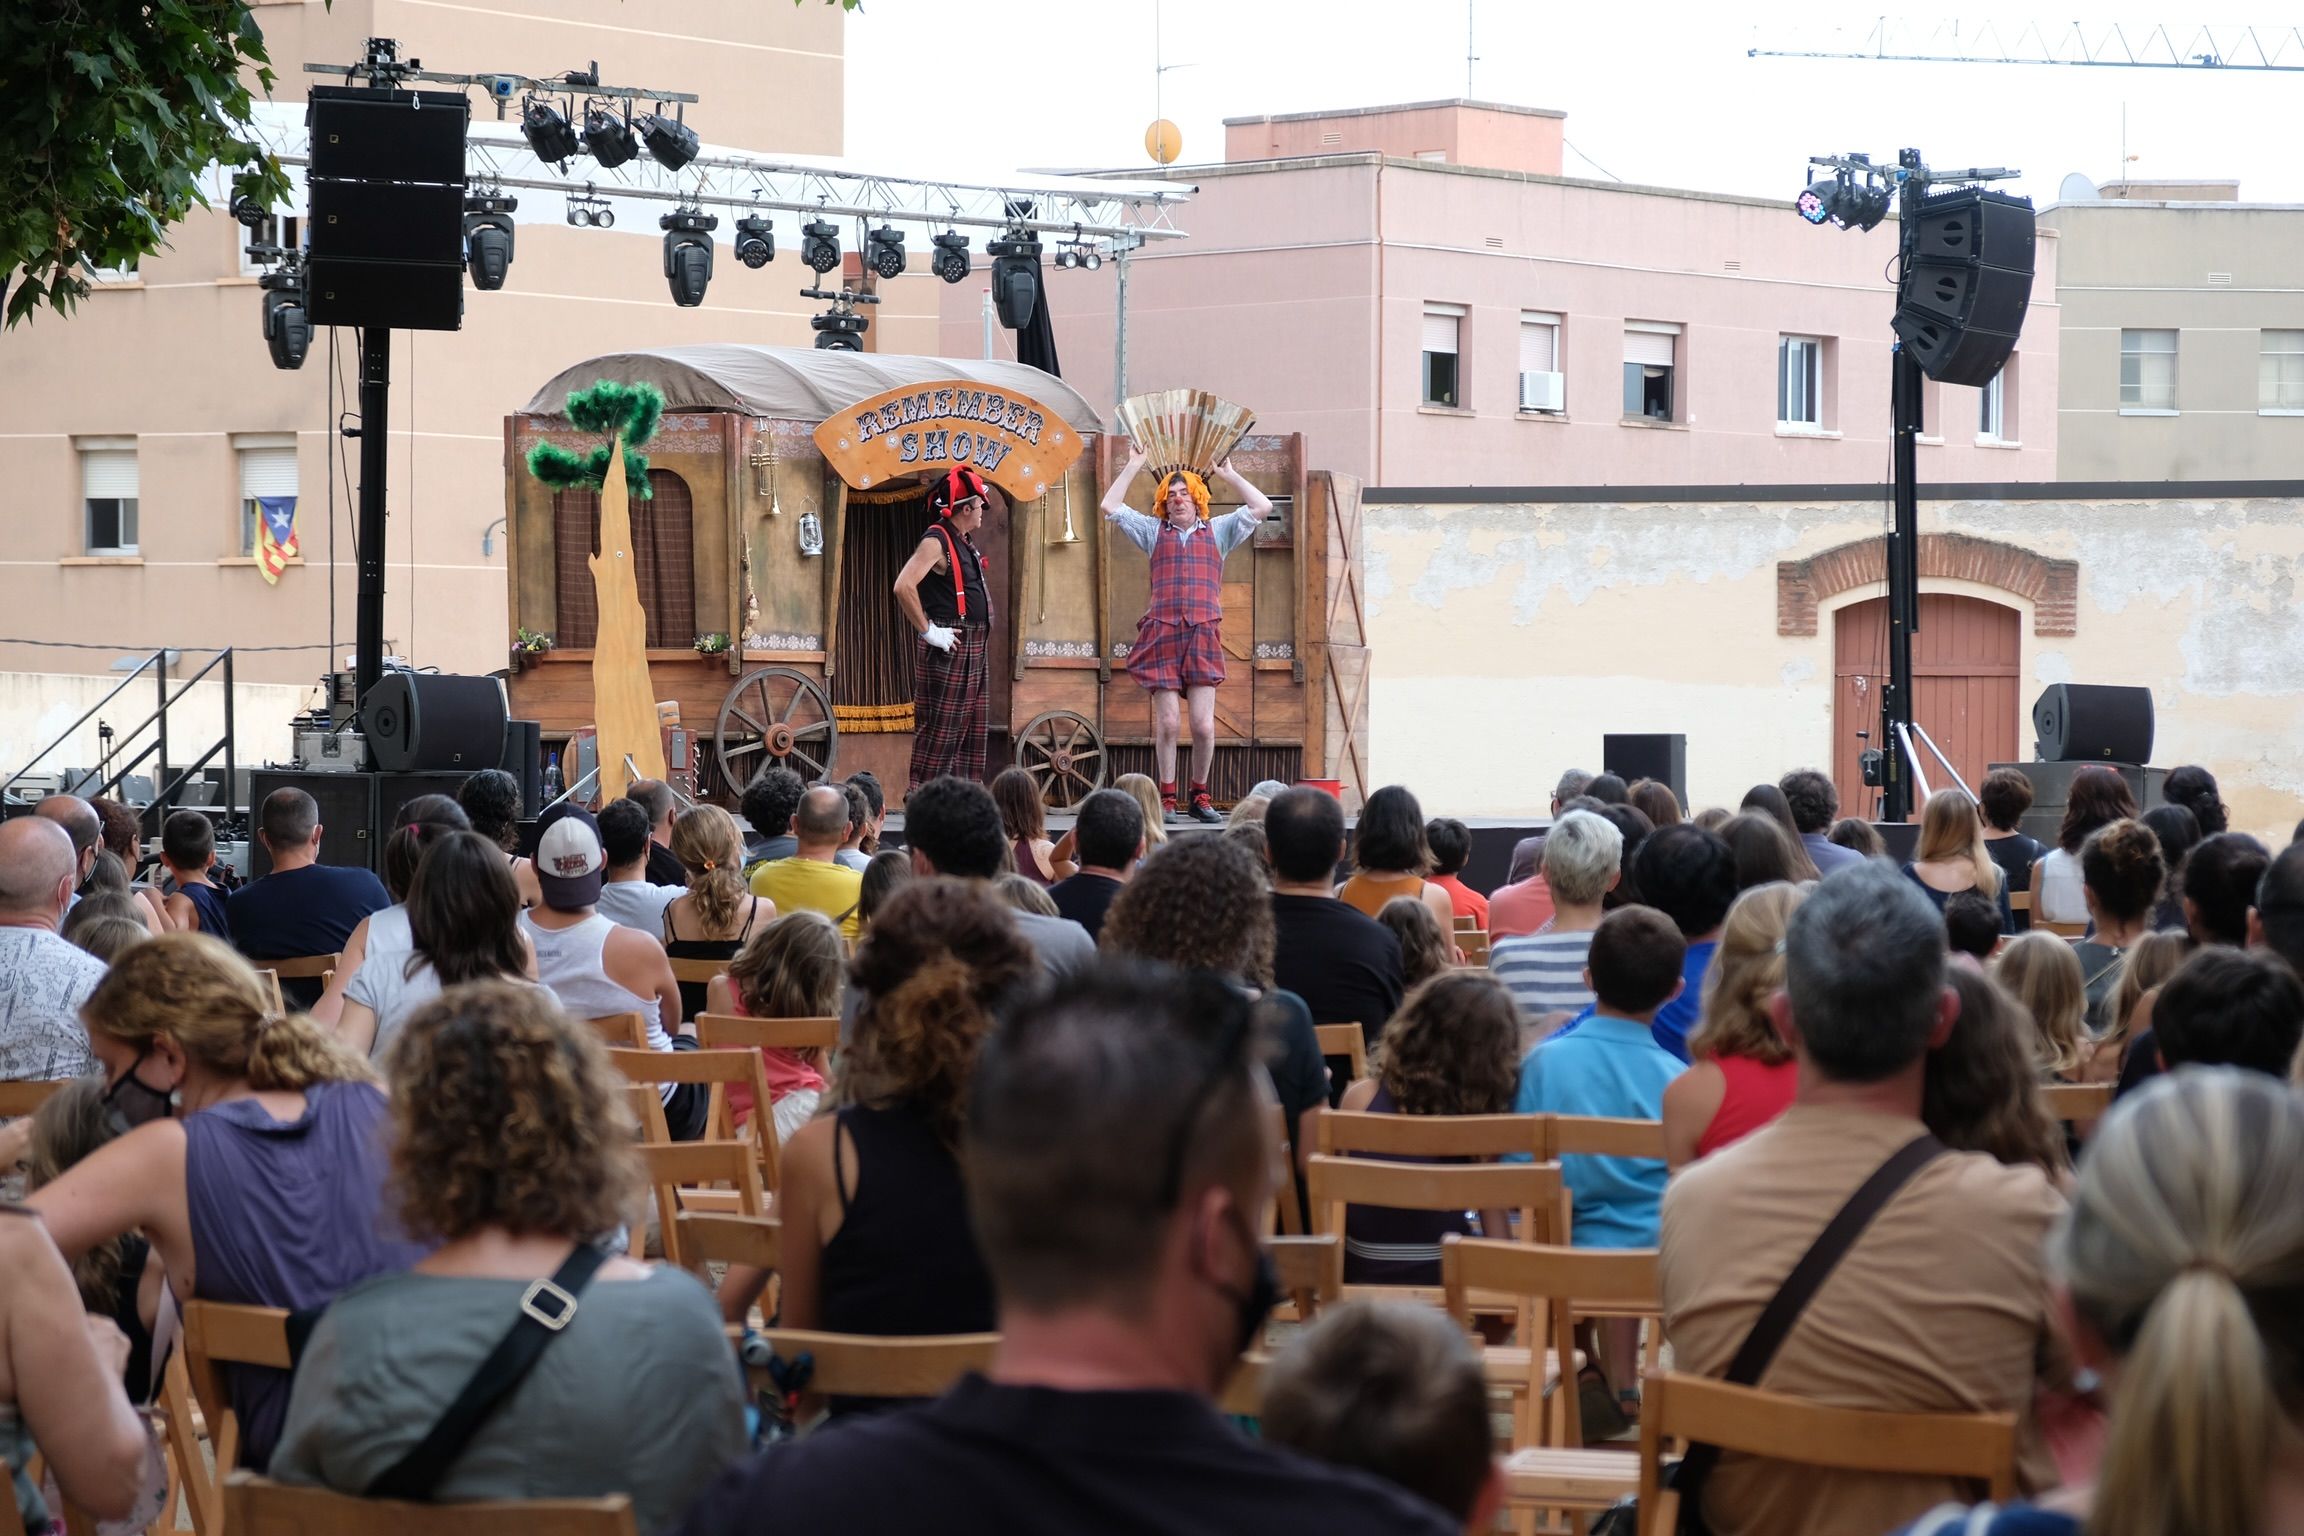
[1672,1133,1947,1522]
[364,1242,609,1502]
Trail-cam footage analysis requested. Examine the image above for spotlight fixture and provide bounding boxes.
[800,218,841,274]
[811,302,868,351]
[259,266,311,371]
[566,193,614,229]
[930,230,970,284]
[1796,178,1839,225]
[660,208,717,307]
[582,104,640,169]
[1053,247,1077,271]
[1794,167,1893,233]
[866,225,907,279]
[734,215,774,269]
[639,110,699,172]
[230,194,268,229]
[462,193,517,291]
[520,97,579,166]
[985,226,1042,330]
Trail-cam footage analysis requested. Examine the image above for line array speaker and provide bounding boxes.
[303,85,469,333]
[1891,188,2036,388]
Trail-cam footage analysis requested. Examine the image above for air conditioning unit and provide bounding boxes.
[1519,370,1565,412]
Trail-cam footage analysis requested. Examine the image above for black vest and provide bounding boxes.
[920,518,992,627]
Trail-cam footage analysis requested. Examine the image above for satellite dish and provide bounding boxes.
[2058,172,2101,203]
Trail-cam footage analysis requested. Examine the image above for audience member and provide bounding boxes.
[228,786,391,1005]
[2072,819,2165,1030]
[2031,765,2137,925]
[1262,1301,1503,1533]
[1334,971,1519,1285]
[742,789,857,940]
[1339,785,1458,932]
[1487,769,1595,938]
[1584,773,1630,805]
[1627,778,1682,828]
[897,777,1093,977]
[843,771,887,866]
[272,982,744,1526]
[995,871,1061,916]
[1488,810,1620,1036]
[1376,897,1454,992]
[708,910,841,1142]
[1598,803,1658,907]
[0,1206,149,1529]
[1902,788,2011,929]
[717,881,1025,1363]
[1659,863,2063,1536]
[855,848,914,934]
[1924,966,2067,1181]
[1224,818,1273,875]
[1559,823,1735,1061]
[458,769,543,909]
[835,780,875,872]
[88,794,167,932]
[1248,777,1291,802]
[0,817,105,1082]
[2177,830,2269,947]
[157,809,229,938]
[1776,769,1862,874]
[2079,929,2188,1087]
[306,795,467,1024]
[338,830,533,1061]
[595,798,686,934]
[624,776,690,889]
[2160,761,2229,835]
[1422,816,1488,928]
[63,909,150,965]
[1990,933,2088,1081]
[1267,787,1405,1042]
[1942,890,2003,962]
[2138,803,2201,930]
[1826,816,1885,861]
[27,1080,160,1404]
[1717,811,1812,891]
[662,804,777,1014]
[34,793,102,899]
[676,960,1458,1536]
[1899,1070,2304,1536]
[739,767,805,866]
[1976,768,2045,928]
[29,935,422,1469]
[1113,771,1170,850]
[991,767,1068,886]
[1047,788,1141,941]
[1226,793,1271,828]
[2147,946,2304,1081]
[1691,805,1732,832]
[1662,882,1806,1169]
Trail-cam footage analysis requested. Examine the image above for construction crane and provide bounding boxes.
[1749,18,2304,71]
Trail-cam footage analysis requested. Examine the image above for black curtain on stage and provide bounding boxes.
[1016,252,1061,376]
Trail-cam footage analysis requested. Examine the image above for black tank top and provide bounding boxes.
[918,518,991,628]
[820,1102,995,1340]
[662,898,761,1022]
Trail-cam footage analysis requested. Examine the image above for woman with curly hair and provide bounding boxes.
[719,880,1028,1360]
[2031,764,2138,926]
[271,982,743,1528]
[1376,896,1454,991]
[1662,882,1808,1170]
[457,768,543,909]
[660,805,775,1021]
[708,910,843,1143]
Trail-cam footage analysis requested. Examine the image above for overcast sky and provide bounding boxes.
[845,2,2304,210]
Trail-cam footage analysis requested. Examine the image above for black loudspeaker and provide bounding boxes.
[500,720,544,813]
[301,86,469,333]
[309,181,464,263]
[307,87,469,184]
[1603,733,1687,810]
[248,771,377,875]
[374,772,476,842]
[2032,684,2155,765]
[361,674,509,773]
[1891,188,2036,388]
[304,258,464,332]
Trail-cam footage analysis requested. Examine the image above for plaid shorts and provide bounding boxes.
[909,624,989,790]
[1129,616,1227,692]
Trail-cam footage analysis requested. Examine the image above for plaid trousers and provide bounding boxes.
[909,624,989,790]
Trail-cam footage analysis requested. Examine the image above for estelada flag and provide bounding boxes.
[256,496,299,585]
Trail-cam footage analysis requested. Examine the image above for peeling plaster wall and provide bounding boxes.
[1366,494,2304,841]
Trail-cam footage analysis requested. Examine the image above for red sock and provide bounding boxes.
[1160,781,1178,807]
[1190,781,1210,798]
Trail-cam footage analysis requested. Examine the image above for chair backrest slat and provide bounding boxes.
[0,1079,69,1119]
[2039,1082,2113,1122]
[695,1012,840,1054]
[742,1329,997,1400]
[1549,1115,1667,1160]
[675,1212,782,1271]
[588,1012,651,1050]
[1313,1108,1551,1160]
[266,953,341,980]
[666,956,726,987]
[225,1473,638,1535]
[1313,1022,1368,1082]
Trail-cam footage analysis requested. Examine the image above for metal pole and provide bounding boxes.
[1113,238,1131,404]
[1881,152,1925,823]
[355,326,392,706]
[152,651,169,825]
[223,648,237,822]
[981,289,995,360]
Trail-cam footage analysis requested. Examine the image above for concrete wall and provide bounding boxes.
[1222,100,1564,175]
[1361,489,2304,845]
[0,671,308,787]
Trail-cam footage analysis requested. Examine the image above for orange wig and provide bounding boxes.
[1160,469,1212,522]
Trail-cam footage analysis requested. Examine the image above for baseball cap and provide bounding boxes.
[533,803,605,909]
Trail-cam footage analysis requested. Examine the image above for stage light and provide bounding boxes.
[639,111,699,172]
[812,304,868,351]
[985,226,1042,329]
[521,98,579,166]
[1797,178,1837,224]
[801,219,841,274]
[230,195,267,229]
[930,230,970,284]
[1838,181,1893,232]
[259,268,311,370]
[1081,247,1102,271]
[462,193,517,291]
[1053,247,1077,271]
[1796,168,1894,233]
[583,105,639,169]
[660,209,717,307]
[866,225,906,279]
[735,215,774,269]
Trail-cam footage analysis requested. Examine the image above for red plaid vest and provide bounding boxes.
[1148,521,1223,624]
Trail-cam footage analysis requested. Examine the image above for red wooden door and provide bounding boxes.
[1834,594,2020,820]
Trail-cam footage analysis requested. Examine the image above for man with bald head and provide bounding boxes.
[33,793,102,904]
[747,783,865,940]
[0,816,106,1081]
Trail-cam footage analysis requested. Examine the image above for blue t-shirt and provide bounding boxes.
[1512,1013,1683,1247]
[227,863,390,1004]
[1547,939,1717,1063]
[1895,1503,2080,1536]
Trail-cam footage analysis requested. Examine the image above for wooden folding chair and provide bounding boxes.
[1313,1107,1551,1161]
[268,954,340,984]
[2039,919,2090,939]
[0,1078,70,1118]
[1314,1022,1368,1082]
[1459,933,1491,967]
[637,1141,765,1271]
[1454,914,1482,933]
[622,1082,672,1143]
[1444,1236,1658,1458]
[1635,1372,2018,1536]
[156,1349,212,1536]
[674,1212,780,1272]
[588,1012,651,1050]
[1268,1232,1343,1322]
[666,956,727,990]
[2039,1082,2113,1122]
[606,1046,778,1195]
[1549,1116,1667,1161]
[1217,1350,1272,1417]
[225,1473,637,1535]
[741,1329,997,1408]
[180,1301,294,1532]
[695,1012,841,1055]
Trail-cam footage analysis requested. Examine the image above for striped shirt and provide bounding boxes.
[1489,929,1596,1028]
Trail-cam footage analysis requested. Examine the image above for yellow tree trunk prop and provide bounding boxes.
[590,438,667,801]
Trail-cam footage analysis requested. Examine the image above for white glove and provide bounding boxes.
[921,624,957,652]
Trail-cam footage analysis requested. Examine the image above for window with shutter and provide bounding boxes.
[81,447,139,554]
[1623,324,1678,421]
[239,445,298,554]
[1422,305,1464,408]
[2261,330,2304,412]
[1518,313,1562,412]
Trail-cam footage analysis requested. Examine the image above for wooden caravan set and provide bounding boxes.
[502,344,1370,808]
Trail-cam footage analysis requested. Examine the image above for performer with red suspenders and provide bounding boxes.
[894,468,997,791]
[1100,450,1276,824]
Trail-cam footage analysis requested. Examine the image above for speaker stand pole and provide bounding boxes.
[354,325,391,709]
[1880,148,1925,825]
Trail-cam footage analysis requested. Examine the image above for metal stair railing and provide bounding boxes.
[2,648,238,835]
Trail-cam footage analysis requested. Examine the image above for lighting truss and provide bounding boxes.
[1750,18,2304,71]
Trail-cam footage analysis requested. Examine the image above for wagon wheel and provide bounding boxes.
[715,666,839,787]
[1016,709,1108,811]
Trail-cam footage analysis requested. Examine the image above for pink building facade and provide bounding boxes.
[943,102,2058,489]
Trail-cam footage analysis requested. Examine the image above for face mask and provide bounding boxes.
[101,1047,176,1134]
[1217,1205,1281,1362]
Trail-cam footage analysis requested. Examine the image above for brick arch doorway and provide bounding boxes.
[1833,594,2021,820]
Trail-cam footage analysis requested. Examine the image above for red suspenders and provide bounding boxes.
[930,521,970,620]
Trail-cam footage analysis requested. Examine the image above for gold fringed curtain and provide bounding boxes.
[832,486,937,733]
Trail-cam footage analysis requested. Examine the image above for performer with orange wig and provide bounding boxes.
[1100,449,1275,824]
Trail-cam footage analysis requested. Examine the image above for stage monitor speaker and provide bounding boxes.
[374,772,476,847]
[306,87,470,186]
[1603,733,1687,810]
[248,770,376,875]
[1891,188,2036,388]
[500,719,543,813]
[2032,684,2155,765]
[362,673,510,774]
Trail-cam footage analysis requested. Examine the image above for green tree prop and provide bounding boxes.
[526,379,664,501]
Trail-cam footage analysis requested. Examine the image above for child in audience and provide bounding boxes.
[1942,889,2003,963]
[1262,1301,1504,1533]
[1925,966,2068,1181]
[1661,882,1806,1170]
[1826,816,1885,860]
[2079,929,2190,1086]
[158,810,229,939]
[710,911,841,1142]
[854,847,913,935]
[28,1081,163,1403]
[1995,932,2089,1080]
[1376,896,1455,991]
